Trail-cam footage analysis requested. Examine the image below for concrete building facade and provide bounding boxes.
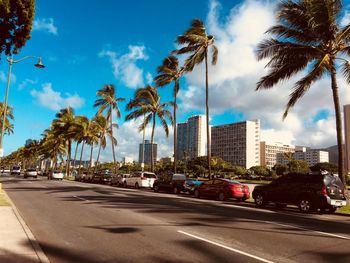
[276,146,329,167]
[260,142,295,168]
[344,104,350,172]
[138,140,157,164]
[176,115,207,160]
[211,120,260,169]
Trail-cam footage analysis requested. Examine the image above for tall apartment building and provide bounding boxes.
[344,104,350,172]
[176,115,207,160]
[260,142,295,168]
[138,140,157,164]
[211,120,260,169]
[276,146,329,166]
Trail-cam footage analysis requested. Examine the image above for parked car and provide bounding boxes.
[24,168,38,178]
[124,171,157,189]
[50,170,64,180]
[84,172,95,183]
[11,165,21,175]
[92,170,112,184]
[193,178,250,201]
[183,179,203,194]
[0,167,10,174]
[252,171,347,213]
[153,173,187,194]
[75,172,86,182]
[111,173,130,186]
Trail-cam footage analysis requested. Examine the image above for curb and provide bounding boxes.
[2,189,50,263]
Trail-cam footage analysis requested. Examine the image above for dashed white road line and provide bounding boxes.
[178,230,275,263]
[73,195,88,201]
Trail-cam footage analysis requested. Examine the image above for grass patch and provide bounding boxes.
[336,204,350,215]
[0,191,10,206]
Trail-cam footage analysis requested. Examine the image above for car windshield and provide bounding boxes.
[27,169,36,171]
[221,179,241,184]
[173,174,186,180]
[13,166,20,170]
[53,170,61,173]
[143,173,156,178]
[324,174,344,189]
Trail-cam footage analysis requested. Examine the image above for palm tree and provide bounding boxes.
[0,102,14,136]
[155,55,183,173]
[51,107,76,177]
[175,19,218,179]
[94,84,125,173]
[125,85,173,172]
[256,0,350,183]
[41,129,67,170]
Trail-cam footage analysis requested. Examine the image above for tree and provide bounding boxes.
[273,163,288,175]
[175,19,218,179]
[125,85,173,172]
[289,160,310,173]
[256,0,350,183]
[0,102,14,136]
[0,0,35,57]
[249,165,270,177]
[94,84,125,174]
[310,162,338,173]
[155,55,183,173]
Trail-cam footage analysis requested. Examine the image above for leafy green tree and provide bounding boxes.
[310,162,338,173]
[0,0,35,57]
[273,163,288,175]
[155,55,183,173]
[230,165,247,176]
[289,160,310,173]
[0,103,14,136]
[94,84,125,173]
[125,85,173,172]
[175,19,218,179]
[256,0,350,183]
[249,165,270,177]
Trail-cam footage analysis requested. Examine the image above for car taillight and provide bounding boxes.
[321,185,327,196]
[141,176,147,180]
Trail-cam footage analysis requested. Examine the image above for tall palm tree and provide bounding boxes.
[256,0,350,183]
[93,114,117,172]
[52,107,76,177]
[0,102,14,136]
[175,19,218,179]
[41,129,67,170]
[94,84,125,173]
[155,55,183,173]
[125,85,173,172]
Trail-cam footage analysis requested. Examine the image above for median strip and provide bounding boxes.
[178,230,275,263]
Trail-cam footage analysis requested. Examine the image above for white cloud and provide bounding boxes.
[18,78,37,91]
[96,119,173,162]
[30,83,85,111]
[341,10,350,27]
[99,45,148,89]
[146,72,153,85]
[33,18,58,35]
[0,71,16,84]
[178,0,350,149]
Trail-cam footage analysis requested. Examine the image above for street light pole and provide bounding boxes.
[0,56,44,157]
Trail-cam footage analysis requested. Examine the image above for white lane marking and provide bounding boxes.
[73,195,88,201]
[261,221,350,240]
[178,230,275,263]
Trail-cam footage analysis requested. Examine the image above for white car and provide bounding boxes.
[24,168,38,178]
[11,166,21,175]
[50,170,64,180]
[124,171,157,189]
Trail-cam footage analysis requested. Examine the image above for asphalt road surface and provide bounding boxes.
[1,175,350,263]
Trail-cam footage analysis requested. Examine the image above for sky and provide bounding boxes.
[1,0,350,162]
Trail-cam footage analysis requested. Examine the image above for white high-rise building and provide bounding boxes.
[176,115,207,160]
[260,142,295,168]
[276,146,329,166]
[344,104,350,172]
[211,120,260,169]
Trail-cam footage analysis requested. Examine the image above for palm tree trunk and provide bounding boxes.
[173,80,178,173]
[88,144,93,174]
[72,141,80,169]
[151,113,156,172]
[330,63,345,183]
[94,135,103,173]
[110,107,117,174]
[205,50,212,179]
[65,140,72,177]
[78,141,85,176]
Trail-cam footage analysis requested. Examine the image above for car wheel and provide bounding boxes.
[154,185,159,192]
[218,192,226,201]
[173,187,179,194]
[298,197,313,213]
[255,193,266,207]
[194,189,200,198]
[135,182,139,189]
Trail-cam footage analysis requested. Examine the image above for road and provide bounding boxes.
[1,175,350,263]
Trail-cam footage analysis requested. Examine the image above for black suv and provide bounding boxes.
[153,173,187,194]
[252,172,347,213]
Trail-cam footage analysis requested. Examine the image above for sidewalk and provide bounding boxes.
[0,184,49,263]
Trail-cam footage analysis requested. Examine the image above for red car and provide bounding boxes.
[193,178,250,201]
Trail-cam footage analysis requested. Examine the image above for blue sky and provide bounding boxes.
[1,0,350,161]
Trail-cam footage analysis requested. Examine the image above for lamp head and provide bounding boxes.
[34,57,45,68]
